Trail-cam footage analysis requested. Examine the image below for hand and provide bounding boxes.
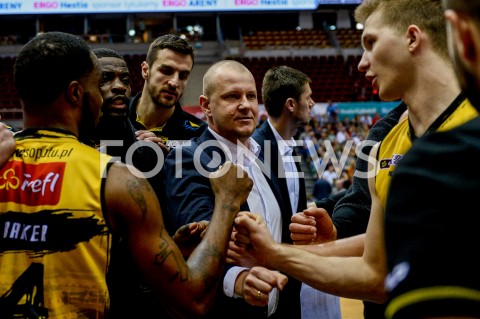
[173,221,209,258]
[234,211,275,264]
[209,161,253,209]
[135,129,157,140]
[0,120,15,168]
[135,130,170,154]
[290,207,336,245]
[241,266,288,307]
[227,228,265,268]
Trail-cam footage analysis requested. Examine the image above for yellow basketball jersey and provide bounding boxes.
[0,128,113,319]
[375,97,478,209]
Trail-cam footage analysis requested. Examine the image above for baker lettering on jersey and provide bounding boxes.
[3,221,48,242]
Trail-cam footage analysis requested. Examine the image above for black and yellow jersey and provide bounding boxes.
[375,95,478,208]
[0,128,113,319]
[129,92,207,149]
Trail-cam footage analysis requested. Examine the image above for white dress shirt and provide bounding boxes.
[208,128,281,316]
[268,120,300,215]
[265,123,341,319]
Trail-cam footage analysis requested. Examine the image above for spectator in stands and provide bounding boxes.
[311,178,332,202]
[257,111,268,128]
[383,0,480,317]
[0,31,254,319]
[351,79,367,101]
[331,177,349,196]
[326,99,338,123]
[128,34,207,149]
[371,111,382,126]
[334,121,348,144]
[321,162,338,186]
[162,60,293,319]
[233,1,478,318]
[358,113,373,127]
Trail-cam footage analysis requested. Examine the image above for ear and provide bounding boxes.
[199,95,211,117]
[141,61,149,80]
[406,24,422,53]
[65,81,83,108]
[446,10,477,67]
[286,97,296,113]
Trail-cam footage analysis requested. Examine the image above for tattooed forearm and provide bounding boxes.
[193,244,223,289]
[155,226,190,283]
[126,177,151,219]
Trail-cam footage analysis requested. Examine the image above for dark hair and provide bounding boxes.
[146,34,195,68]
[14,31,94,106]
[93,47,125,61]
[262,65,311,118]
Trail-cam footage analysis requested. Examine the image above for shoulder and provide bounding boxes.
[178,106,206,126]
[184,111,206,125]
[166,132,219,162]
[252,121,272,140]
[380,116,409,147]
[369,102,407,135]
[167,107,206,138]
[395,117,480,181]
[128,92,142,126]
[252,126,267,143]
[128,92,141,113]
[103,161,151,202]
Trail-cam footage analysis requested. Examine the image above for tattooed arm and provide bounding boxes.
[104,161,252,319]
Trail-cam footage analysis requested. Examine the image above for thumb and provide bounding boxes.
[275,273,289,291]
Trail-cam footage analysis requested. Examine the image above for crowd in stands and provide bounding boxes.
[296,108,374,201]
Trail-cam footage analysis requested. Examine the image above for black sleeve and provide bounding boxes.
[314,190,346,216]
[385,124,480,319]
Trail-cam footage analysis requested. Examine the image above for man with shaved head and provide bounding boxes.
[162,59,301,319]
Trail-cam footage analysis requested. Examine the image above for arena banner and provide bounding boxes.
[0,0,362,14]
[0,0,315,14]
[337,101,399,120]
